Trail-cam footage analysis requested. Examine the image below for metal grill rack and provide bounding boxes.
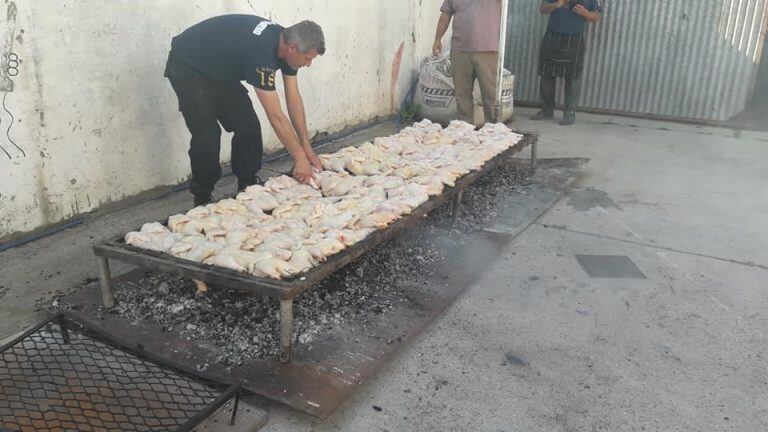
[0,313,240,432]
[94,134,538,363]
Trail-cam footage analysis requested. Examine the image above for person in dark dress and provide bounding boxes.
[531,0,602,125]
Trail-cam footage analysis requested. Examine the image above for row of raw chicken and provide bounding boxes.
[124,120,523,279]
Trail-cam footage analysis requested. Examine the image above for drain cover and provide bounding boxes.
[575,254,646,279]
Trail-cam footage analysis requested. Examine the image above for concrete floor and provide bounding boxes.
[3,107,768,430]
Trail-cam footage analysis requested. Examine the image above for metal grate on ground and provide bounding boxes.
[0,313,240,432]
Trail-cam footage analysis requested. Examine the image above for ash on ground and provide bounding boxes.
[52,161,531,367]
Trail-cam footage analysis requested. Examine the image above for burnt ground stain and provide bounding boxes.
[567,188,622,212]
[503,352,528,367]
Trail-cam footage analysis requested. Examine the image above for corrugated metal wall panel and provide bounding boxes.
[505,0,768,121]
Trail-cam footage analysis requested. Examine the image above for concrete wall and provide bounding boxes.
[0,0,444,239]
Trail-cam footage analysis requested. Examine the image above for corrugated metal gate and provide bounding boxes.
[505,0,768,121]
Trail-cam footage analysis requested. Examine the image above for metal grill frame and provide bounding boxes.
[93,133,538,362]
[0,312,241,432]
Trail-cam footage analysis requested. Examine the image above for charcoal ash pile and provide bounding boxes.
[432,160,533,226]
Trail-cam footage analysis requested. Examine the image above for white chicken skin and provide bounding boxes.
[124,119,523,281]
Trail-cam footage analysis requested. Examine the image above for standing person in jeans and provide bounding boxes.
[432,0,501,125]
[531,0,602,126]
[165,15,325,207]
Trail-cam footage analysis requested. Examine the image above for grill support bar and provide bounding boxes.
[279,299,294,363]
[451,189,464,227]
[98,256,115,309]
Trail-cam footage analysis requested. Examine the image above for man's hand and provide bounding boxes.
[305,147,323,170]
[432,39,443,57]
[293,155,314,184]
[541,0,568,14]
[572,3,601,22]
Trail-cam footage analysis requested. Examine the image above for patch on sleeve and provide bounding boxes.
[253,20,275,36]
[254,66,277,89]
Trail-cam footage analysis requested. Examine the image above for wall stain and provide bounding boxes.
[0,1,23,160]
[0,1,17,92]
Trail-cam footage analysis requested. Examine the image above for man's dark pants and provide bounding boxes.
[165,53,263,198]
[540,75,582,114]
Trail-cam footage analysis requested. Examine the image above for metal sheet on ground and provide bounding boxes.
[63,232,507,418]
[483,158,587,237]
[59,156,582,419]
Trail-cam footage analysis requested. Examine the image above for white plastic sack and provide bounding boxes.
[415,55,514,125]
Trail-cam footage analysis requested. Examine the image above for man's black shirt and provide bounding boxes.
[170,15,297,91]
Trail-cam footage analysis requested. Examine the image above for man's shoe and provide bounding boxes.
[237,175,263,192]
[530,109,554,121]
[559,110,576,126]
[193,194,213,207]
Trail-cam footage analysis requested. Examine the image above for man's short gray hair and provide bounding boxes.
[284,21,326,55]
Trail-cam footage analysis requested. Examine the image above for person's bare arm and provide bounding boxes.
[283,74,321,170]
[541,0,567,14]
[432,12,452,56]
[573,4,602,23]
[254,88,313,183]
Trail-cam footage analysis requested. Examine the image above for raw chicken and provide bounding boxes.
[316,211,359,231]
[204,253,247,273]
[264,175,300,192]
[210,199,249,216]
[319,154,348,173]
[333,194,380,215]
[250,243,292,261]
[167,214,191,232]
[381,199,413,216]
[204,248,274,273]
[372,136,404,155]
[205,229,228,244]
[237,188,280,212]
[124,223,180,252]
[259,232,299,250]
[252,258,296,279]
[171,238,224,263]
[125,232,179,252]
[412,176,446,196]
[320,172,367,197]
[274,184,323,203]
[242,235,264,251]
[387,184,430,209]
[306,238,345,261]
[365,175,405,190]
[179,218,219,236]
[355,209,399,229]
[124,119,520,278]
[288,249,317,274]
[186,206,211,219]
[392,164,422,180]
[224,228,259,246]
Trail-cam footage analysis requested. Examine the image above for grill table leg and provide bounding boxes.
[531,140,538,171]
[279,299,294,363]
[451,189,464,227]
[98,256,115,309]
[229,389,241,425]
